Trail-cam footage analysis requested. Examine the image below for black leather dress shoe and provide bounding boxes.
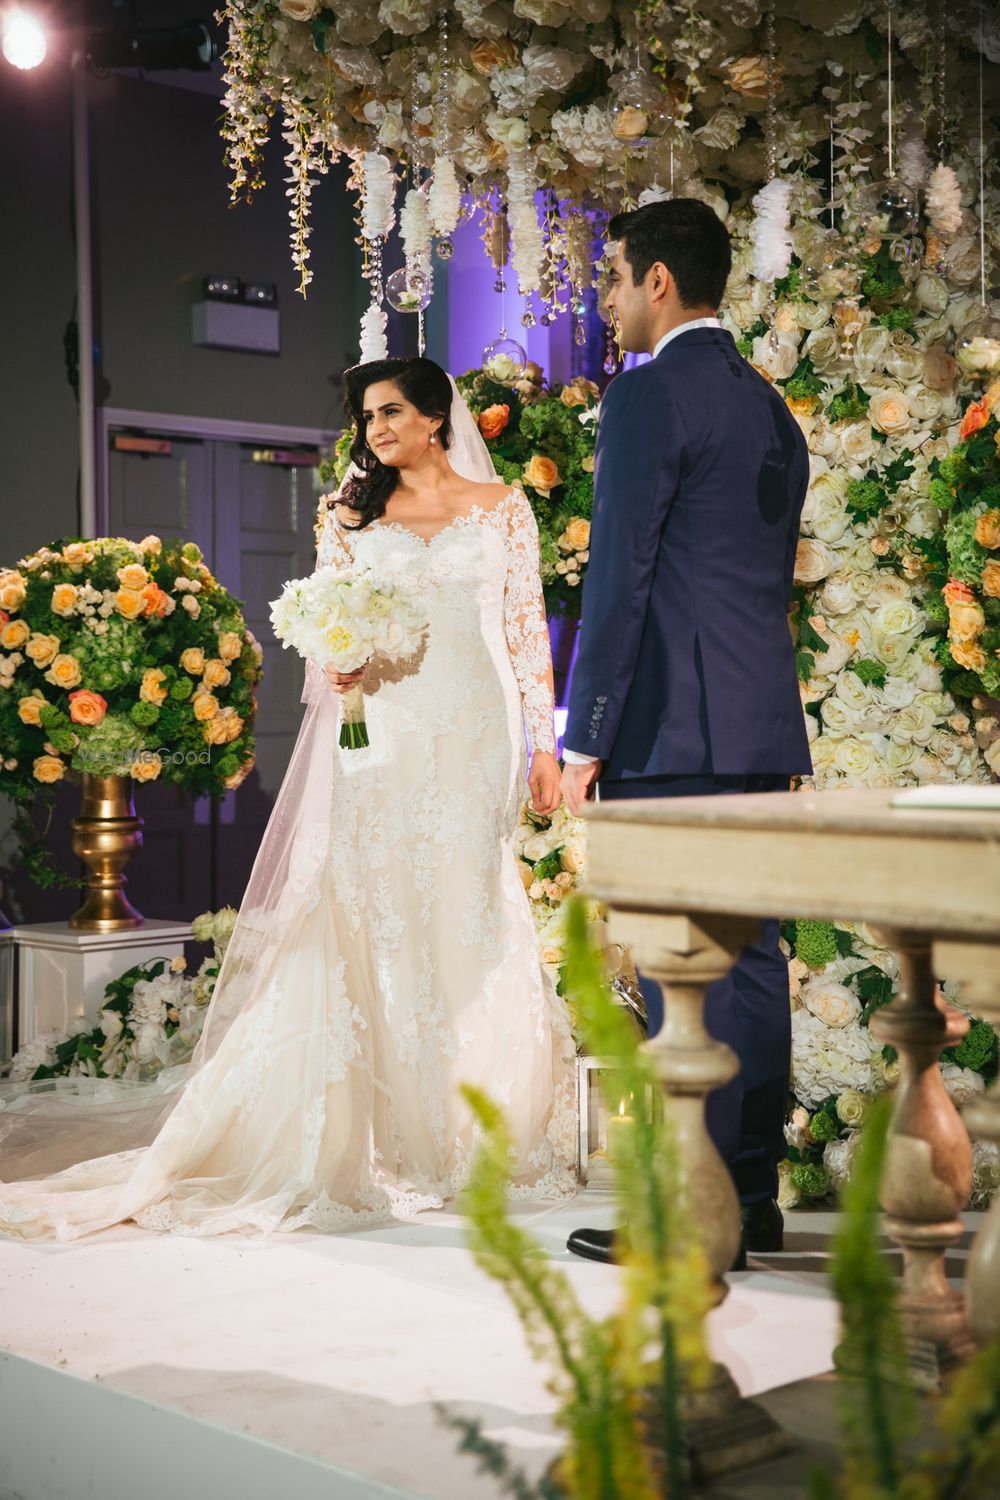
[566,1226,618,1264]
[742,1198,784,1253]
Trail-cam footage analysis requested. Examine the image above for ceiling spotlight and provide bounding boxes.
[2,10,47,70]
[244,282,277,307]
[86,20,215,74]
[204,275,243,301]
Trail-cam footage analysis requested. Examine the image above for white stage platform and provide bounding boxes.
[0,1182,841,1500]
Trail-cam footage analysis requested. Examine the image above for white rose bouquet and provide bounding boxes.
[270,569,426,750]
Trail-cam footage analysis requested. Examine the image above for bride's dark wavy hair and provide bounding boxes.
[335,357,454,530]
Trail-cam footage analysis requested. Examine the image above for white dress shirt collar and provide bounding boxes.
[652,316,722,359]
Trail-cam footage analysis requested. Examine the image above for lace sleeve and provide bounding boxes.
[315,499,357,572]
[502,488,556,756]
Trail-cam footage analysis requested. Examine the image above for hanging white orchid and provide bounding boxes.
[361,152,396,242]
[427,156,461,238]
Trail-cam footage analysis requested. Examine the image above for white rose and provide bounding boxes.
[838,422,880,469]
[802,471,850,542]
[881,677,917,709]
[100,1008,124,1041]
[823,1134,858,1192]
[835,672,874,712]
[836,1089,870,1127]
[818,573,859,616]
[799,979,862,1029]
[803,328,842,376]
[820,696,853,736]
[777,1158,801,1210]
[870,575,911,607]
[808,417,840,457]
[795,300,833,332]
[906,386,944,424]
[888,700,936,746]
[485,113,528,151]
[873,599,922,638]
[884,344,924,384]
[940,1063,985,1109]
[833,736,881,783]
[915,271,950,314]
[853,326,892,374]
[752,330,800,380]
[794,538,837,584]
[971,1141,1000,1208]
[278,0,320,17]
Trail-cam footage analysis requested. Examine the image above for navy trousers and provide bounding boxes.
[597,773,791,1206]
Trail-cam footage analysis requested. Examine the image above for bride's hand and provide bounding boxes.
[528,751,561,815]
[324,664,365,695]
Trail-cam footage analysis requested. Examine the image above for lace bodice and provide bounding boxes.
[316,487,556,755]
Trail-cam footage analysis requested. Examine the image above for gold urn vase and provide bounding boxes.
[69,773,144,930]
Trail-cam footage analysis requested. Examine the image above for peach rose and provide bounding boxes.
[131,754,162,783]
[33,754,65,784]
[949,600,986,642]
[17,693,49,726]
[140,582,171,617]
[45,653,83,689]
[25,633,60,668]
[51,583,79,617]
[117,563,149,591]
[943,579,975,606]
[192,691,219,721]
[217,631,243,663]
[62,542,92,570]
[0,572,27,611]
[223,755,255,790]
[959,398,990,442]
[975,511,1000,550]
[787,394,820,417]
[478,404,510,439]
[181,647,206,676]
[559,379,599,409]
[0,619,30,650]
[563,517,591,552]
[139,535,163,554]
[116,588,145,620]
[727,53,783,98]
[140,668,168,706]
[202,714,230,745]
[523,455,561,494]
[950,639,988,672]
[68,688,108,726]
[470,36,518,74]
[201,659,231,690]
[982,561,1000,598]
[868,391,911,436]
[923,344,958,392]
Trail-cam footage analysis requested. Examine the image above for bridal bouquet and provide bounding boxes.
[270,569,425,749]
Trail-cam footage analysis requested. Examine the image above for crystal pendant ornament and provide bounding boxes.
[574,319,587,347]
[955,314,1000,380]
[856,177,919,239]
[384,267,432,313]
[482,336,527,382]
[435,237,454,261]
[520,309,536,328]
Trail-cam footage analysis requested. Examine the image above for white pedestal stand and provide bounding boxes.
[12,921,192,1045]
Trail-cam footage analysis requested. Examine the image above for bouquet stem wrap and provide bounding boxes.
[339,681,369,750]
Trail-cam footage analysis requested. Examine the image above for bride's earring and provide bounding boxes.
[429,431,437,445]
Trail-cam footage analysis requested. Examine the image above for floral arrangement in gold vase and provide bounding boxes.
[0,535,263,919]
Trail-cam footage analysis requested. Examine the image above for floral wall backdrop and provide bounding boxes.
[251,0,1000,1200]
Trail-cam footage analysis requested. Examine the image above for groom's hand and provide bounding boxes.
[562,760,600,817]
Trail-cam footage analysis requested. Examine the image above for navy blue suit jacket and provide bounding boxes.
[565,326,813,779]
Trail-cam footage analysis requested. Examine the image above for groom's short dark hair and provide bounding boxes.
[608,198,732,309]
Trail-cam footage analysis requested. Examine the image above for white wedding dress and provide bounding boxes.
[0,485,577,1240]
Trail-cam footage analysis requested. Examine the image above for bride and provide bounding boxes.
[0,356,578,1240]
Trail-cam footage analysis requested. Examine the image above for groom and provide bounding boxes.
[561,198,812,1267]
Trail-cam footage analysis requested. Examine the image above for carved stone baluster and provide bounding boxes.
[607,908,789,1481]
[933,939,1000,1348]
[869,926,975,1389]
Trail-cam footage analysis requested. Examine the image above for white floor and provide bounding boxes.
[0,1178,843,1500]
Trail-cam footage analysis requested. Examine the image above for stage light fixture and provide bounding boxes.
[243,282,277,307]
[85,19,215,74]
[203,275,243,301]
[2,9,47,69]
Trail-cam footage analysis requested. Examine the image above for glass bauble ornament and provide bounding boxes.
[384,267,432,313]
[799,230,852,299]
[482,336,527,382]
[856,177,919,239]
[608,60,668,147]
[955,315,1000,380]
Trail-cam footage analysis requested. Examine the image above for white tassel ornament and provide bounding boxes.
[360,303,388,362]
[428,157,461,238]
[927,162,963,235]
[751,177,793,284]
[361,153,395,242]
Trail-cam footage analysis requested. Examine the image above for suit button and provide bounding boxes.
[596,695,607,704]
[588,730,598,740]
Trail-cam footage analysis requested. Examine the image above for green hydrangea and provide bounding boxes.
[130,701,160,728]
[46,727,77,754]
[217,753,240,779]
[808,1109,841,1144]
[71,713,145,774]
[945,509,988,588]
[845,478,888,520]
[790,1162,832,1197]
[827,382,869,424]
[794,919,838,970]
[877,307,915,331]
[852,659,887,688]
[170,677,194,701]
[937,452,967,489]
[925,592,949,626]
[945,1019,999,1076]
[181,542,202,563]
[929,476,956,511]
